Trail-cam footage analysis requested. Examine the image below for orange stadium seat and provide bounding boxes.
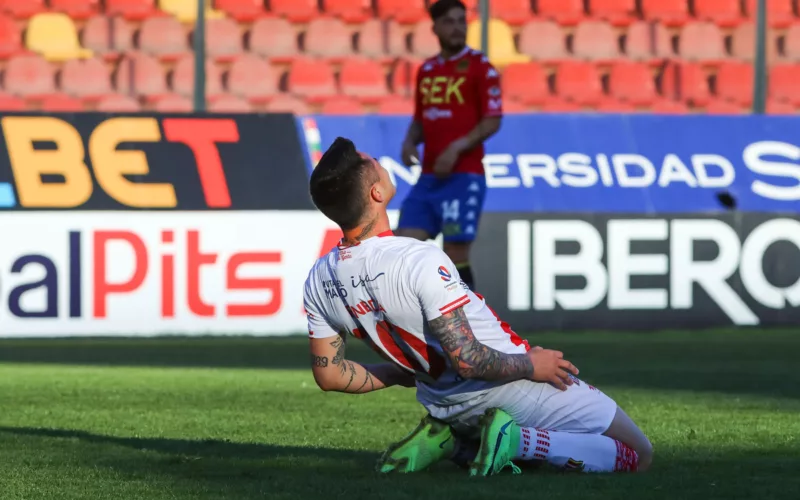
[61,57,113,101]
[106,0,159,21]
[650,99,689,113]
[679,22,726,62]
[266,94,310,114]
[0,92,26,110]
[715,61,753,106]
[96,93,142,111]
[676,62,712,107]
[731,23,779,62]
[766,98,796,114]
[340,57,388,103]
[536,0,585,26]
[595,99,637,112]
[270,0,319,23]
[377,95,414,114]
[745,0,796,29]
[0,13,22,59]
[705,99,745,113]
[81,15,134,61]
[694,0,745,27]
[321,96,365,114]
[589,0,638,27]
[357,19,406,61]
[572,20,620,62]
[114,52,169,101]
[0,0,46,19]
[376,0,428,24]
[304,17,354,62]
[502,98,532,113]
[555,60,604,105]
[390,57,421,97]
[287,57,338,103]
[641,0,690,27]
[138,15,187,62]
[249,17,298,64]
[159,0,224,23]
[40,93,85,111]
[490,0,535,26]
[769,64,800,105]
[625,21,673,63]
[608,61,657,106]
[171,54,224,100]
[324,0,373,24]
[26,13,93,61]
[202,18,243,63]
[502,62,550,106]
[518,20,568,63]
[4,54,56,98]
[209,95,253,112]
[155,94,193,111]
[540,99,582,112]
[226,53,279,104]
[214,0,268,22]
[783,24,800,60]
[466,18,529,67]
[51,0,101,20]
[411,19,440,58]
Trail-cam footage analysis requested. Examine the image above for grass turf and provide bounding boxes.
[0,329,798,499]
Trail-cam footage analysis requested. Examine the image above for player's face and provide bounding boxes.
[433,8,467,53]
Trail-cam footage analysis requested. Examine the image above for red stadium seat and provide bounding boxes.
[106,0,159,21]
[537,0,585,26]
[0,13,23,59]
[625,21,672,63]
[40,93,84,111]
[266,94,311,114]
[411,19,440,58]
[215,0,268,23]
[304,17,354,62]
[783,23,800,61]
[572,20,620,62]
[650,99,689,114]
[287,57,338,103]
[4,54,56,98]
[766,98,796,114]
[171,54,224,100]
[249,17,297,64]
[608,61,657,105]
[81,15,134,61]
[357,19,407,61]
[324,0,373,24]
[201,18,242,63]
[595,99,637,112]
[694,0,745,28]
[51,0,100,20]
[321,96,365,114]
[590,0,637,27]
[138,15,187,62]
[502,98,532,113]
[390,57,421,97]
[340,57,388,103]
[715,61,753,106]
[114,52,169,101]
[376,0,428,24]
[209,94,253,113]
[270,0,319,23]
[555,60,604,105]
[0,92,26,110]
[490,0,535,26]
[61,57,113,101]
[226,53,279,104]
[744,0,796,28]
[676,62,712,107]
[731,23,779,63]
[769,64,800,105]
[705,99,745,114]
[377,95,414,114]
[155,94,193,112]
[0,0,46,19]
[540,98,582,112]
[96,93,142,111]
[679,22,726,62]
[501,62,550,106]
[641,0,690,27]
[518,20,568,63]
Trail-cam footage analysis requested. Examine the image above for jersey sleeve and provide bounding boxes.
[477,57,503,118]
[409,247,472,321]
[303,274,339,340]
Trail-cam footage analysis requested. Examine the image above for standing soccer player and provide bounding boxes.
[396,0,502,291]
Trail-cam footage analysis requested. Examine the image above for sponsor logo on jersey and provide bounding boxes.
[438,266,452,282]
[423,107,454,121]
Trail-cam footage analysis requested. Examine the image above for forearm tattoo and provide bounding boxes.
[326,335,378,393]
[429,308,533,382]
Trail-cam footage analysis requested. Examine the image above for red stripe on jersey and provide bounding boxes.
[439,295,470,314]
[375,320,446,380]
[474,292,530,352]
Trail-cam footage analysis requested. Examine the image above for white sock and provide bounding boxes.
[516,427,638,473]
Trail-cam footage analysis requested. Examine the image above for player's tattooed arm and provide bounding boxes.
[429,308,534,382]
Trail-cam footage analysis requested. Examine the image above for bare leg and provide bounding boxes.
[603,406,654,471]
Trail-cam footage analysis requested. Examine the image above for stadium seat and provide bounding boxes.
[324,0,373,24]
[501,62,550,106]
[51,0,100,20]
[209,95,253,113]
[608,61,657,105]
[171,54,224,100]
[625,21,672,63]
[715,61,753,106]
[744,0,796,29]
[0,0,46,19]
[304,17,354,62]
[249,17,298,64]
[674,62,712,107]
[502,98,532,113]
[0,13,22,59]
[159,0,224,23]
[694,0,745,28]
[0,92,26,110]
[466,18,530,67]
[286,57,337,103]
[81,15,134,61]
[595,99,637,112]
[705,98,745,114]
[589,0,637,27]
[572,20,620,62]
[376,0,428,24]
[265,94,311,114]
[411,19,440,58]
[490,0,535,26]
[95,93,142,111]
[270,0,319,23]
[731,23,779,63]
[650,98,689,113]
[138,15,187,62]
[4,54,56,98]
[377,95,414,114]
[155,94,193,111]
[61,57,113,101]
[766,98,796,114]
[540,98,582,112]
[357,19,406,61]
[106,0,159,21]
[783,23,800,60]
[201,18,243,63]
[536,0,585,26]
[339,57,389,103]
[555,60,604,105]
[769,64,800,105]
[320,96,365,114]
[114,52,169,101]
[390,57,422,97]
[641,0,690,27]
[518,20,568,63]
[40,93,85,111]
[226,53,279,104]
[215,0,268,23]
[679,22,726,62]
[26,13,93,61]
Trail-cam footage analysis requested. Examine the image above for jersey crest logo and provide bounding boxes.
[456,59,470,72]
[438,266,452,282]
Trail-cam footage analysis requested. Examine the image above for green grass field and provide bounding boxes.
[1,329,799,499]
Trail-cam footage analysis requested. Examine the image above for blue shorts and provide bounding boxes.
[396,173,487,243]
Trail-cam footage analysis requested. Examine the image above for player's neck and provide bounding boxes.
[439,45,466,60]
[340,212,392,247]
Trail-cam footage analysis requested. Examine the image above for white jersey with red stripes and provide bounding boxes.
[303,230,530,405]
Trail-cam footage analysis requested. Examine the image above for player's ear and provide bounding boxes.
[369,182,385,203]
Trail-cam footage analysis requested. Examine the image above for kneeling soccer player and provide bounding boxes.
[303,137,654,476]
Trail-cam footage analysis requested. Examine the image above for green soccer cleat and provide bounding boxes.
[376,414,456,473]
[469,408,523,477]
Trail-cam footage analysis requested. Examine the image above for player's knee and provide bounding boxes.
[636,438,654,472]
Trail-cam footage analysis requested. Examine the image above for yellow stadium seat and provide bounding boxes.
[25,13,93,61]
[159,0,224,23]
[467,18,529,68]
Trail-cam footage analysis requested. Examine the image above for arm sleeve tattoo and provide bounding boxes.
[428,307,533,382]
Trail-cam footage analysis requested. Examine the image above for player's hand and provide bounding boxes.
[401,140,420,167]
[526,348,579,391]
[433,144,460,178]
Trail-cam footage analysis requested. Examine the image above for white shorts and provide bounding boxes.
[418,377,618,440]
